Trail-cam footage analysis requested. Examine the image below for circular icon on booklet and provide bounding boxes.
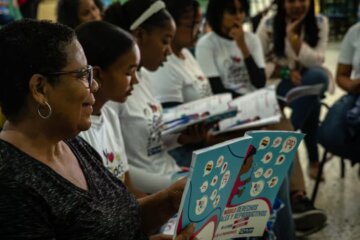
[195,196,208,215]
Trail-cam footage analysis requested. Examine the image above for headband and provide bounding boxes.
[130,1,166,31]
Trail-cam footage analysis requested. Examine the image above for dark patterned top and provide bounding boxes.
[0,137,148,240]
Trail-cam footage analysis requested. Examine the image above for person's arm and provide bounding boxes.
[138,178,186,234]
[0,179,55,239]
[336,63,360,94]
[208,76,240,98]
[124,172,147,198]
[162,102,181,109]
[243,56,266,88]
[230,21,266,89]
[337,24,360,94]
[256,15,279,79]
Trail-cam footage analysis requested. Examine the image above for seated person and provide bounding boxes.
[256,0,329,180]
[196,0,327,237]
[319,22,360,165]
[0,19,194,240]
[77,21,146,198]
[57,0,103,29]
[103,0,208,193]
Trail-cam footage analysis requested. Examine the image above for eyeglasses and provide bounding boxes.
[43,65,94,88]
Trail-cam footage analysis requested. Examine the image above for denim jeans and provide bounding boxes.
[277,67,328,163]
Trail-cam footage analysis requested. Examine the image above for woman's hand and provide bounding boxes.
[149,224,196,240]
[175,224,197,240]
[286,12,307,37]
[178,123,209,145]
[165,177,187,213]
[149,234,173,240]
[229,20,245,45]
[229,20,250,58]
[290,70,302,86]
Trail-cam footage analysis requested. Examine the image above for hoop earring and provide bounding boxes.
[37,101,52,119]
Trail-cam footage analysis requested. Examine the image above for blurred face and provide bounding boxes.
[46,39,97,136]
[78,0,102,24]
[100,44,140,103]
[284,0,310,21]
[221,0,246,37]
[173,6,202,49]
[137,19,176,71]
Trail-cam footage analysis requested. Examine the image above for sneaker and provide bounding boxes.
[292,195,327,234]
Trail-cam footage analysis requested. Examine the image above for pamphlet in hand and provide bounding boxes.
[174,130,304,240]
[211,88,281,135]
[161,94,237,136]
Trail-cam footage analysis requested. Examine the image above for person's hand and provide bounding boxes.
[350,79,360,93]
[175,223,197,240]
[290,70,302,86]
[286,12,307,37]
[165,177,187,212]
[178,123,209,145]
[149,233,173,240]
[229,20,246,46]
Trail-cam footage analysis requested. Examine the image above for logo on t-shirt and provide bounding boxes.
[144,102,164,156]
[223,56,250,92]
[102,149,126,182]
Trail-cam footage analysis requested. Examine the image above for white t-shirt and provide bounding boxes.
[195,31,265,95]
[79,105,129,183]
[107,68,181,193]
[256,14,329,78]
[338,23,360,79]
[147,48,213,103]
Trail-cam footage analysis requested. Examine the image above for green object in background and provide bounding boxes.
[8,1,22,21]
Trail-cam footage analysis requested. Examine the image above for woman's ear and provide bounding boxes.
[131,27,146,44]
[92,66,103,88]
[28,74,49,104]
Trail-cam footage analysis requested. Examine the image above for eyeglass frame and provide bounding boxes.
[41,65,94,88]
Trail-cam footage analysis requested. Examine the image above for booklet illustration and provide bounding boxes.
[211,88,281,135]
[162,94,237,135]
[174,130,304,240]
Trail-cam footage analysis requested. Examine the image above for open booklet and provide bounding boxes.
[211,88,282,135]
[173,130,304,240]
[161,94,238,136]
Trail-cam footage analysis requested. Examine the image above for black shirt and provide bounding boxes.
[0,137,148,240]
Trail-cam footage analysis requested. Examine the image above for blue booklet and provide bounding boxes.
[174,130,304,240]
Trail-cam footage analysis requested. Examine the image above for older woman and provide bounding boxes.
[0,19,193,240]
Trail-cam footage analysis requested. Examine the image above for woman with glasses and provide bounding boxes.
[57,0,103,29]
[103,0,208,194]
[196,0,266,98]
[0,19,195,239]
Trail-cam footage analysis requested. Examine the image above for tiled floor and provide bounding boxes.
[36,2,359,239]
